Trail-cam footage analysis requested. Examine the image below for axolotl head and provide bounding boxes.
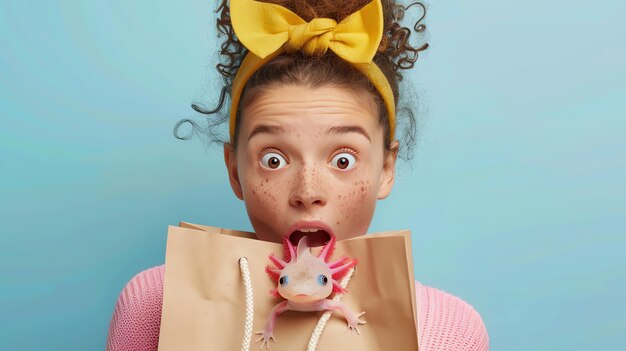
[265,236,357,303]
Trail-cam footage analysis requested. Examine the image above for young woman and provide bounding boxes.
[106,0,489,350]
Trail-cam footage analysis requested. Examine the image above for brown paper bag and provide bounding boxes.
[158,222,418,350]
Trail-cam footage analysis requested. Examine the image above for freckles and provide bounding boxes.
[360,180,372,201]
[338,180,372,221]
[251,176,279,223]
[356,180,367,202]
[336,183,356,221]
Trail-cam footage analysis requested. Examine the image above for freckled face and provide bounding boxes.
[226,85,397,243]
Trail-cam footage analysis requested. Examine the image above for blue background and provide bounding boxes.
[1,0,624,349]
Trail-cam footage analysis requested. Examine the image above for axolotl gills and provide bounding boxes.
[256,235,366,349]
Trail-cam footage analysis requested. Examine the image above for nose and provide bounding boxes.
[289,164,327,208]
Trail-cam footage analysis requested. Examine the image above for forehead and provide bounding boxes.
[238,85,382,141]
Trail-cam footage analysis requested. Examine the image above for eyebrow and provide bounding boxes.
[325,125,371,141]
[248,124,288,141]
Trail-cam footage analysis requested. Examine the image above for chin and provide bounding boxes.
[285,294,322,303]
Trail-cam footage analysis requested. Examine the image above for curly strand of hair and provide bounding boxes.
[384,1,429,71]
[406,1,427,32]
[172,118,197,140]
[216,0,245,81]
[173,86,229,142]
[192,87,228,116]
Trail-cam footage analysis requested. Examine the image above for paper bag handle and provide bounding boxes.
[239,257,255,351]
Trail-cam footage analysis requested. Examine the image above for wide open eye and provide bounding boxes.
[261,152,287,170]
[279,275,289,286]
[317,274,328,286]
[330,153,356,170]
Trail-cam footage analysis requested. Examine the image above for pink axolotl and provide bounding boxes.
[256,235,366,349]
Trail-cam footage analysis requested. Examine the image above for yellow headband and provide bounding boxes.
[229,0,396,142]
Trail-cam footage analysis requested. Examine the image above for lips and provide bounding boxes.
[284,220,334,247]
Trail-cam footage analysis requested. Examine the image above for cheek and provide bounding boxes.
[333,168,377,225]
[243,171,282,224]
[311,285,332,299]
[322,281,333,297]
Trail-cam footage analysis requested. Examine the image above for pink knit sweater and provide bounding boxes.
[106,265,489,350]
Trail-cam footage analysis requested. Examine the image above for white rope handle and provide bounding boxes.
[307,267,356,351]
[239,257,254,351]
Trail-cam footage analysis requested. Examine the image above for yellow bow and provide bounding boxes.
[229,0,396,142]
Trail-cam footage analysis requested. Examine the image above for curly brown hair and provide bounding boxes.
[174,0,428,160]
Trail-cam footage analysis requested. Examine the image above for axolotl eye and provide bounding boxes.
[317,274,328,286]
[279,275,289,286]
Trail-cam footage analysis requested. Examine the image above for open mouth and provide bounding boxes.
[289,229,331,247]
[285,221,334,247]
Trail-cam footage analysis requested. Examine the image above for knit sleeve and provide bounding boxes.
[415,280,489,351]
[105,265,165,351]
